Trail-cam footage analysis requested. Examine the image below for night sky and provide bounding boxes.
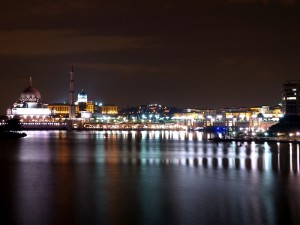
[1,0,300,114]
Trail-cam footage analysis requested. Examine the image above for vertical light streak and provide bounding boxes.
[277,142,280,172]
[297,144,299,173]
[290,143,293,173]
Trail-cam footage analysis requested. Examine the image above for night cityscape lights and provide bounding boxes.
[3,70,300,140]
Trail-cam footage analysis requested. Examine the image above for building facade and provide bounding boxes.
[49,89,96,120]
[282,80,300,116]
[101,105,119,114]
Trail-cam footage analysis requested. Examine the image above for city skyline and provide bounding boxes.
[1,0,300,113]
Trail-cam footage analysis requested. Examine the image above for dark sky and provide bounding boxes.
[1,0,300,113]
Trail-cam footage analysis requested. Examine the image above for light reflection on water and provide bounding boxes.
[15,131,300,174]
[1,130,300,225]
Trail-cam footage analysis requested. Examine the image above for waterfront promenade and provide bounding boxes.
[1,121,299,144]
[13,122,300,144]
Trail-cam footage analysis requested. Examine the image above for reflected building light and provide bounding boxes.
[297,144,300,173]
[179,131,186,140]
[155,131,160,138]
[290,143,293,173]
[131,131,136,139]
[141,158,147,165]
[196,132,203,140]
[264,151,271,172]
[216,158,221,168]
[250,151,257,171]
[188,133,193,141]
[165,158,170,165]
[149,158,154,164]
[95,156,105,164]
[172,159,178,165]
[173,131,179,140]
[179,158,185,165]
[207,133,211,140]
[149,132,154,139]
[240,158,245,170]
[131,158,137,165]
[278,145,280,172]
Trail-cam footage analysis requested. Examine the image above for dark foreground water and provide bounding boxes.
[0,131,300,225]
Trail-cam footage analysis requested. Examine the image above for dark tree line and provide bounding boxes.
[0,117,23,132]
[268,115,300,134]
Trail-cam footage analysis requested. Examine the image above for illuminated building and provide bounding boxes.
[75,89,93,118]
[77,89,87,111]
[101,105,118,114]
[49,90,95,120]
[75,89,95,114]
[172,106,282,132]
[6,77,52,122]
[282,80,300,115]
[48,103,70,120]
[86,101,95,113]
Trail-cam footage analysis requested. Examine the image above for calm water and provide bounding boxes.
[1,130,300,225]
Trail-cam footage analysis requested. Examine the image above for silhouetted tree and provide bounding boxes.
[4,117,23,131]
[268,115,300,134]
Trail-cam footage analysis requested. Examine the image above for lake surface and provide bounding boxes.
[0,130,300,225]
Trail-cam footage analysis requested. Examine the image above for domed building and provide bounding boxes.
[7,77,52,122]
[77,89,87,104]
[76,89,93,118]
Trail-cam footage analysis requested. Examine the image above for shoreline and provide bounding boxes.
[0,131,27,140]
[209,137,300,144]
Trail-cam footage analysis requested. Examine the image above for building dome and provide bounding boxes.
[77,89,87,103]
[20,86,41,102]
[18,77,42,103]
[78,89,87,97]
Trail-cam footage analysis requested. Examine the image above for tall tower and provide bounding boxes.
[282,80,300,116]
[69,65,76,119]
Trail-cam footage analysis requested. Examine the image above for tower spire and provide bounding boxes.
[69,65,76,119]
